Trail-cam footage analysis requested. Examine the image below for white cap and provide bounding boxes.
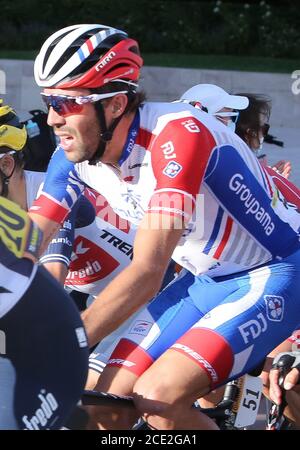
[180,84,249,114]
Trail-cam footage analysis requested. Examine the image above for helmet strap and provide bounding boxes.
[0,167,14,197]
[88,100,125,166]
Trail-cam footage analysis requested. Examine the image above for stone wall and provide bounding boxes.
[0,59,299,128]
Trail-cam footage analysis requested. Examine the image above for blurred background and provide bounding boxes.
[0,0,299,182]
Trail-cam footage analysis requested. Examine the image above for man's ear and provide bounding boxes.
[0,154,15,176]
[110,94,128,117]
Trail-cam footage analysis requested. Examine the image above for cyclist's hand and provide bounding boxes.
[271,160,292,179]
[283,367,300,391]
[269,351,300,405]
[269,366,282,405]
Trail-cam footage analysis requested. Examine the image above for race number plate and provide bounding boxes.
[234,374,263,428]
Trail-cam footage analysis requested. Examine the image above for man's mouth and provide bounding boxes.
[57,135,74,150]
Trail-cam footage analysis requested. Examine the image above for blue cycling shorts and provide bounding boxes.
[107,249,300,388]
[0,266,89,429]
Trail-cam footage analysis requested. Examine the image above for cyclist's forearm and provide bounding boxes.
[81,263,163,347]
[28,213,61,256]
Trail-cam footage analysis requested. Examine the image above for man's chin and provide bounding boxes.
[63,149,88,164]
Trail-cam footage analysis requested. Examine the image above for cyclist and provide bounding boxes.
[0,194,89,429]
[179,83,249,132]
[180,85,292,178]
[29,24,300,430]
[179,85,299,411]
[0,98,175,390]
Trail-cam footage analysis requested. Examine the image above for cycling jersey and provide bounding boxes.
[64,187,137,296]
[23,170,138,296]
[30,102,300,278]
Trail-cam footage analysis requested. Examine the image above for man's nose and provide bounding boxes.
[47,107,66,127]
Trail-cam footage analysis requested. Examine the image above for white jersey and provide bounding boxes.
[31,102,300,277]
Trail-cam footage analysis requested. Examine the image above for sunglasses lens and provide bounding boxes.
[41,95,83,116]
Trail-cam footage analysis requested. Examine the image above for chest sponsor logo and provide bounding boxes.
[129,320,153,336]
[100,230,133,260]
[238,312,267,344]
[163,161,183,178]
[264,295,284,322]
[66,236,119,285]
[229,173,275,236]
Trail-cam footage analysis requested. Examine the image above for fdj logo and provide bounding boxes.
[181,119,201,133]
[163,161,183,178]
[264,295,284,322]
[238,313,267,344]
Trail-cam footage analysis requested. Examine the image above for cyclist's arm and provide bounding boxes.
[82,115,209,346]
[82,212,184,347]
[28,147,85,255]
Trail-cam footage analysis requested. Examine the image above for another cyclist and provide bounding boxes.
[28,24,300,430]
[0,194,89,429]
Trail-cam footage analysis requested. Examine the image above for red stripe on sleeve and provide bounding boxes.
[29,194,69,224]
[150,116,216,200]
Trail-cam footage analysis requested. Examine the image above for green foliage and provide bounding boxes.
[0,0,299,59]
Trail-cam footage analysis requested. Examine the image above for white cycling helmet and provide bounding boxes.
[180,84,249,114]
[34,24,143,89]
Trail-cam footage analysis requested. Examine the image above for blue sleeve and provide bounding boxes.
[29,147,86,223]
[43,146,85,207]
[39,194,96,267]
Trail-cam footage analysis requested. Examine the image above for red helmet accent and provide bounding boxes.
[56,38,143,89]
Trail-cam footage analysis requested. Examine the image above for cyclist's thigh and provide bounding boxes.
[0,266,89,430]
[172,250,300,388]
[104,270,230,379]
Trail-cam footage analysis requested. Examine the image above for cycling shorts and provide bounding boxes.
[107,249,300,388]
